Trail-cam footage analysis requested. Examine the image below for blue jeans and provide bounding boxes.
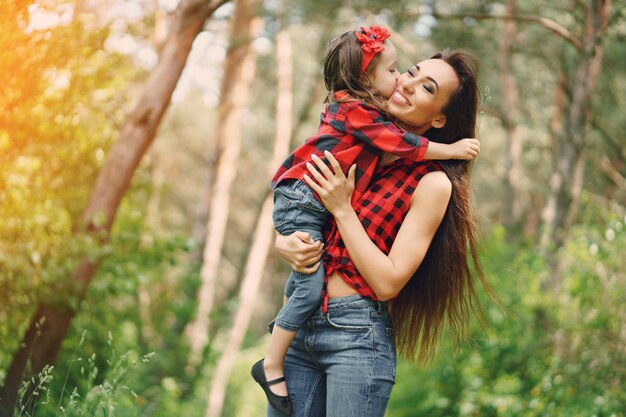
[267,294,397,417]
[273,180,329,332]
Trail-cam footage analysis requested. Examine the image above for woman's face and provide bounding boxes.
[387,59,460,134]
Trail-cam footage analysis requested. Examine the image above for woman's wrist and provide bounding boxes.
[331,205,356,222]
[274,231,323,273]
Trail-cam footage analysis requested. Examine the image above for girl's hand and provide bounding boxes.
[303,151,356,216]
[451,138,480,160]
[275,231,323,273]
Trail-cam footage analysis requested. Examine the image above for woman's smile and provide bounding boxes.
[390,90,410,106]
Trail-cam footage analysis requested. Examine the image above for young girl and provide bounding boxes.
[251,26,479,415]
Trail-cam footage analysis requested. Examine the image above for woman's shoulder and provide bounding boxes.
[412,169,452,203]
[418,170,451,190]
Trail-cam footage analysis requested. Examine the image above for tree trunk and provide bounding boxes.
[184,0,263,374]
[539,0,610,287]
[497,0,526,239]
[204,194,274,417]
[0,1,229,414]
[204,26,294,417]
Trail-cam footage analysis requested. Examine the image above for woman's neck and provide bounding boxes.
[378,152,400,167]
[381,119,428,167]
[395,118,429,136]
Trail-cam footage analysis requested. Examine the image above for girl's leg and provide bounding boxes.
[263,326,296,396]
[265,180,328,410]
[265,260,325,396]
[267,327,326,417]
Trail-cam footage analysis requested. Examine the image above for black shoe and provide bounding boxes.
[251,359,293,415]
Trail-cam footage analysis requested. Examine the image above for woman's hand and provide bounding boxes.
[303,151,356,217]
[275,231,323,273]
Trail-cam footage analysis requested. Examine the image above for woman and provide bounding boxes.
[270,50,493,417]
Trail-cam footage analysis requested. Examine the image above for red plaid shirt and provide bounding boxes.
[321,159,444,312]
[270,92,429,204]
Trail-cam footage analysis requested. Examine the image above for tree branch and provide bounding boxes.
[591,118,626,163]
[600,156,626,189]
[430,12,583,50]
[609,4,626,28]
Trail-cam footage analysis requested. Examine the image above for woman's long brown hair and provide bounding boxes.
[389,50,498,365]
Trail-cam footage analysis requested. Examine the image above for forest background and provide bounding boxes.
[1,0,625,416]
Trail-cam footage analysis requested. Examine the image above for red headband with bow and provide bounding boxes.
[355,25,391,75]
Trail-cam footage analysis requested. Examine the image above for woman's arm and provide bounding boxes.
[304,151,451,300]
[274,231,323,273]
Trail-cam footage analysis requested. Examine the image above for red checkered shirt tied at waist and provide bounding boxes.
[321,159,444,313]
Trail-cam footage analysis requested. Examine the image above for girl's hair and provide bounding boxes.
[389,49,498,365]
[322,29,387,111]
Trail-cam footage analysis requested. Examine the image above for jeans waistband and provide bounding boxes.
[326,294,388,312]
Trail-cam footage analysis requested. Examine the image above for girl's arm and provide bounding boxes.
[425,139,480,160]
[345,104,480,161]
[304,151,451,300]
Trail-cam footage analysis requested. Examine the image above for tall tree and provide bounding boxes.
[184,0,263,373]
[539,0,612,286]
[497,0,525,239]
[0,0,229,414]
[204,23,294,417]
[428,0,612,271]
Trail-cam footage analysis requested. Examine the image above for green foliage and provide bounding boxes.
[387,198,626,417]
[3,1,626,416]
[0,0,140,371]
[14,177,200,417]
[15,365,55,417]
[15,331,154,417]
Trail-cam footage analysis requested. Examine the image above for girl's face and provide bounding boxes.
[387,59,460,134]
[368,40,399,99]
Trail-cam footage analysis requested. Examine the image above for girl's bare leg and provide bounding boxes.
[263,326,296,396]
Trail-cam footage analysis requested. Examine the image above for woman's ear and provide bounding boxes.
[431,114,447,129]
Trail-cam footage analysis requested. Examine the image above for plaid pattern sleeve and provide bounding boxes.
[343,103,429,162]
[321,159,444,312]
[270,93,429,205]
